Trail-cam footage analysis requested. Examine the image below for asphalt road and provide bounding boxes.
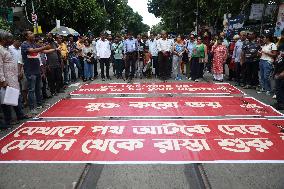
[0,72,284,189]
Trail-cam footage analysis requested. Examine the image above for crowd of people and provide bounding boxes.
[0,28,284,130]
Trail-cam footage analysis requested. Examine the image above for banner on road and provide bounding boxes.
[0,119,283,163]
[39,97,282,118]
[71,83,244,95]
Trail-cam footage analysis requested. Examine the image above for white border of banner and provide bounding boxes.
[70,82,245,96]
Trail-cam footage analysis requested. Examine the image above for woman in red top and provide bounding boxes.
[212,37,228,82]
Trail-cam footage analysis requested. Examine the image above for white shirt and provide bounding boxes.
[157,38,172,52]
[260,43,277,63]
[96,39,111,59]
[91,40,97,56]
[147,39,158,56]
[8,45,23,65]
[232,39,243,63]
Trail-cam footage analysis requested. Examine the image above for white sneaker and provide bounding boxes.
[195,79,199,82]
[272,94,276,99]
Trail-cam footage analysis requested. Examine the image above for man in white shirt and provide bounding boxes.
[2,34,30,127]
[157,31,172,80]
[147,33,159,77]
[9,37,24,81]
[96,33,112,81]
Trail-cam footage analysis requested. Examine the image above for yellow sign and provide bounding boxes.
[33,26,42,34]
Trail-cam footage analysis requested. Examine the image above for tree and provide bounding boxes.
[150,22,165,34]
[0,17,10,31]
[22,0,106,35]
[148,0,274,33]
[19,0,150,35]
[99,0,150,35]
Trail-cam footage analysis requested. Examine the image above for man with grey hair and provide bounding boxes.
[233,31,246,86]
[0,30,11,129]
[241,31,261,89]
[0,30,20,129]
[147,33,159,77]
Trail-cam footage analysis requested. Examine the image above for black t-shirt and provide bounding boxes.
[275,43,284,74]
[242,40,260,62]
[21,41,41,75]
[46,42,61,68]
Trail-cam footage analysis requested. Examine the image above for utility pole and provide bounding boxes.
[31,0,38,34]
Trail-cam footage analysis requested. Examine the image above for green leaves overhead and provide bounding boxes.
[0,17,11,31]
[9,0,149,35]
[148,0,274,33]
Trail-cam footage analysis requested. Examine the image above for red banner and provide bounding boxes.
[71,82,244,95]
[0,119,283,162]
[39,97,282,118]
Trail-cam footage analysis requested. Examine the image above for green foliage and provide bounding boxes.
[150,22,165,34]
[0,17,10,31]
[148,0,275,33]
[21,0,149,35]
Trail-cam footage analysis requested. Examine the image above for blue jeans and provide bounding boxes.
[259,59,273,92]
[26,74,42,110]
[84,61,94,79]
[69,57,76,81]
[63,59,69,84]
[74,57,83,78]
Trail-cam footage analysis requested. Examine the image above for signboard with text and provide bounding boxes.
[0,119,283,163]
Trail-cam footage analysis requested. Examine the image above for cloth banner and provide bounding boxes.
[0,119,283,162]
[275,3,284,37]
[71,83,244,95]
[38,97,282,118]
